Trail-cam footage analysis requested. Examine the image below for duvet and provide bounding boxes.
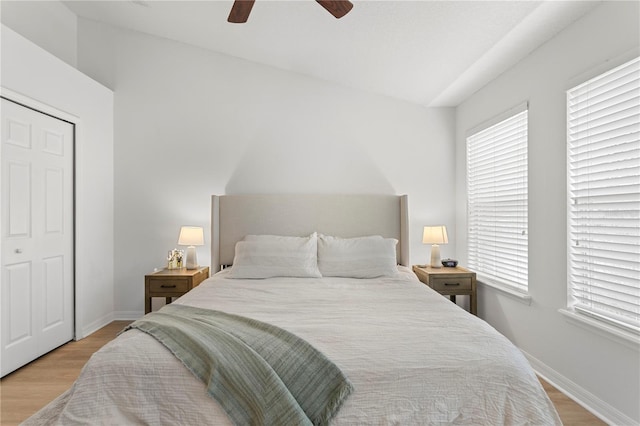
[26,267,561,425]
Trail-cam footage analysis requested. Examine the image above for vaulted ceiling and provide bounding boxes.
[63,0,600,107]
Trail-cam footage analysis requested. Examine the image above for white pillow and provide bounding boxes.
[228,233,321,279]
[317,234,398,278]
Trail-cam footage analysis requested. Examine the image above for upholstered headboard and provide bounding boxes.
[210,194,409,273]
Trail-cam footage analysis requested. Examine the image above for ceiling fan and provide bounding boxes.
[227,0,354,23]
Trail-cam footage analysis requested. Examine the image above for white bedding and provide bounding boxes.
[27,267,561,425]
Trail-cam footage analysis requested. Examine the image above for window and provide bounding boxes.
[467,106,528,293]
[567,56,640,333]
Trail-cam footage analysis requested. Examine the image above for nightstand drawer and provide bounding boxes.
[412,265,477,315]
[148,279,190,293]
[430,277,472,292]
[145,266,209,314]
[192,268,208,283]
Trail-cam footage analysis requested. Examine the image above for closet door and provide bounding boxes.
[1,98,74,377]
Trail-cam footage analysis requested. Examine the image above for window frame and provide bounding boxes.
[565,55,640,337]
[466,102,529,295]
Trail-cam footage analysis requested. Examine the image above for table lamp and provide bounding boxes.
[422,225,448,268]
[178,226,204,270]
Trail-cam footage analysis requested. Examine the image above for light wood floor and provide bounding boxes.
[1,321,606,425]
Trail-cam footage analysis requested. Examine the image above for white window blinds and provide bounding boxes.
[467,108,528,292]
[567,56,640,333]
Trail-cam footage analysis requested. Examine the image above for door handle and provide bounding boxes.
[15,248,23,254]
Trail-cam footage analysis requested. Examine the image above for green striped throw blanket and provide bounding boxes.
[124,304,353,426]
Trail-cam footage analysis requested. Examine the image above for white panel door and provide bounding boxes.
[1,98,74,377]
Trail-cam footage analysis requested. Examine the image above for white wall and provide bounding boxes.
[455,2,639,424]
[0,25,115,338]
[76,19,456,318]
[0,1,78,68]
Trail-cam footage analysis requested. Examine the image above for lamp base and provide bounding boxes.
[430,244,442,268]
[185,246,198,270]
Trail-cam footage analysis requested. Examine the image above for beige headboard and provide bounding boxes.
[210,194,409,273]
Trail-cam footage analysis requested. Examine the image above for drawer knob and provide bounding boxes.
[444,282,460,286]
[161,284,177,288]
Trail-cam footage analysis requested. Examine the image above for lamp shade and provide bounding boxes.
[422,226,448,245]
[178,226,204,246]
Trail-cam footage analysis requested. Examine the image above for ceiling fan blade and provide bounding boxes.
[315,0,353,19]
[227,0,255,23]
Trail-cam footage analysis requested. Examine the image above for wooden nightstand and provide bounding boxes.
[412,265,477,316]
[145,266,209,314]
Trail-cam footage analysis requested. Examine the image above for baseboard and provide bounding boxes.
[113,310,144,321]
[78,311,144,339]
[79,311,114,340]
[522,349,637,426]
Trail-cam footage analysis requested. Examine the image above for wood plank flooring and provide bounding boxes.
[539,378,606,426]
[1,321,606,425]
[0,321,131,425]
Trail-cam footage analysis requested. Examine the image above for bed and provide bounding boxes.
[26,194,561,425]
